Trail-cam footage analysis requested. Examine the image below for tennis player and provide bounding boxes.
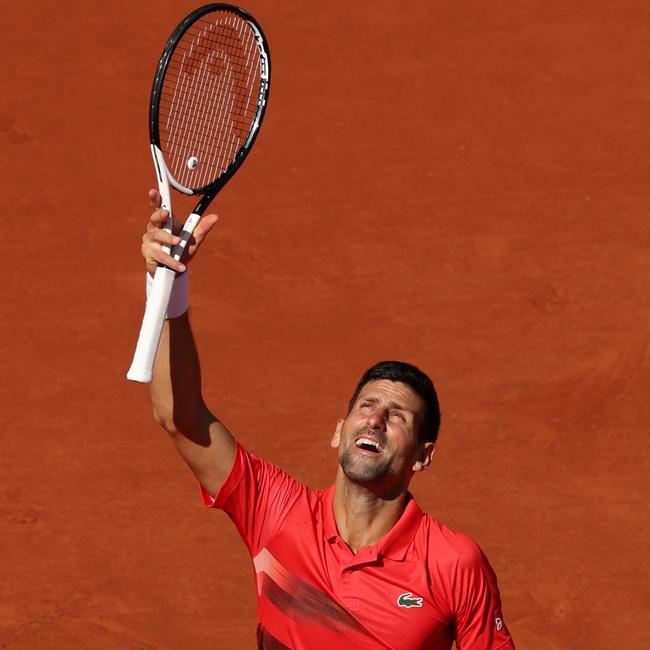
[139,190,516,649]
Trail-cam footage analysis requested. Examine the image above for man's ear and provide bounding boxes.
[330,419,344,448]
[412,442,435,472]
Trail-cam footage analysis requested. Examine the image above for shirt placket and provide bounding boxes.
[335,543,381,613]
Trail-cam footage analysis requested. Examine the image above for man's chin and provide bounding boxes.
[340,455,390,484]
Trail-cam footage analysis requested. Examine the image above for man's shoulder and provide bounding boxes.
[417,511,485,568]
[213,442,315,509]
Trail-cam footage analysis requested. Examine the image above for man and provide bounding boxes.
[139,190,515,649]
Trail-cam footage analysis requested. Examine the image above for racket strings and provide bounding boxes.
[158,11,263,190]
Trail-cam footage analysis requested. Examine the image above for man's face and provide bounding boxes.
[331,379,434,489]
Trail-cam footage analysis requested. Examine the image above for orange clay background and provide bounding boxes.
[2,1,649,648]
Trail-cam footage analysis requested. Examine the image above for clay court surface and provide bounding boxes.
[2,1,649,647]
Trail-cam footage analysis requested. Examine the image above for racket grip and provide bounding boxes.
[127,266,176,383]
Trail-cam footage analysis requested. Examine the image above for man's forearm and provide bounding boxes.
[151,311,206,440]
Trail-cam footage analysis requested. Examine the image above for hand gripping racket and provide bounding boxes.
[127,4,271,383]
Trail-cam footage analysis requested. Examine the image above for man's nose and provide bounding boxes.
[367,408,388,430]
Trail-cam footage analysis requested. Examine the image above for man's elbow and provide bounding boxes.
[152,401,213,447]
[152,404,198,436]
[152,404,176,434]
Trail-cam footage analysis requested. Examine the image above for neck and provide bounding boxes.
[332,469,409,553]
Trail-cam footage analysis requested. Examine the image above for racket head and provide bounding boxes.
[150,3,271,197]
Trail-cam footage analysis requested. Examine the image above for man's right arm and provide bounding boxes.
[151,313,236,497]
[143,189,235,496]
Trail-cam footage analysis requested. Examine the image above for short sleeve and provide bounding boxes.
[199,443,306,556]
[452,536,515,649]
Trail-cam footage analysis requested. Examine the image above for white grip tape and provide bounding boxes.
[146,269,189,319]
[126,266,176,383]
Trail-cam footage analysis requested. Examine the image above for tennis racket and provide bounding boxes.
[127,3,271,383]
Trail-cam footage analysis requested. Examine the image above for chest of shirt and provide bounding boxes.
[255,516,453,649]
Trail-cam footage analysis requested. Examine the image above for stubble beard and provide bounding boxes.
[339,441,393,484]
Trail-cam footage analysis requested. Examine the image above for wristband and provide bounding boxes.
[146,269,189,319]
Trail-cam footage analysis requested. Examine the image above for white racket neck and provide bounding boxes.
[151,144,193,197]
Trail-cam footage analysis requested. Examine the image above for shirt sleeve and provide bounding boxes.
[199,442,306,556]
[451,536,515,649]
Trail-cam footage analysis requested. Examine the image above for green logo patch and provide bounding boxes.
[397,592,423,608]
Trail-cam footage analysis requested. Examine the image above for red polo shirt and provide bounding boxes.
[201,444,515,649]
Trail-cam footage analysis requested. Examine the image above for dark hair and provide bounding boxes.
[348,360,441,444]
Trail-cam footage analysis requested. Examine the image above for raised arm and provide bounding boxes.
[142,190,236,496]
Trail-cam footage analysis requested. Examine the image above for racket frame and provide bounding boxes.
[150,3,271,199]
[127,3,271,383]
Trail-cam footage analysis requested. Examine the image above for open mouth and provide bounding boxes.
[355,437,383,454]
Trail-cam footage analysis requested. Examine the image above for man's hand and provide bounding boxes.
[142,189,220,277]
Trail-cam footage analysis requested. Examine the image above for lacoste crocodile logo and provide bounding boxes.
[397,592,423,608]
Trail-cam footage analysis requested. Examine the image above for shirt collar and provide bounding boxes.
[322,484,424,561]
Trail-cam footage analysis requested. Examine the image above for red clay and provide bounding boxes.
[2,1,649,648]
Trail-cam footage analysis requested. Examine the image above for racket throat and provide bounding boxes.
[194,193,216,216]
[170,211,203,262]
[151,144,193,198]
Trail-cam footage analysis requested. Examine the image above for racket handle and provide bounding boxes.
[127,266,176,383]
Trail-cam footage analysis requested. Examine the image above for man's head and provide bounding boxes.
[331,361,441,493]
[347,361,440,444]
